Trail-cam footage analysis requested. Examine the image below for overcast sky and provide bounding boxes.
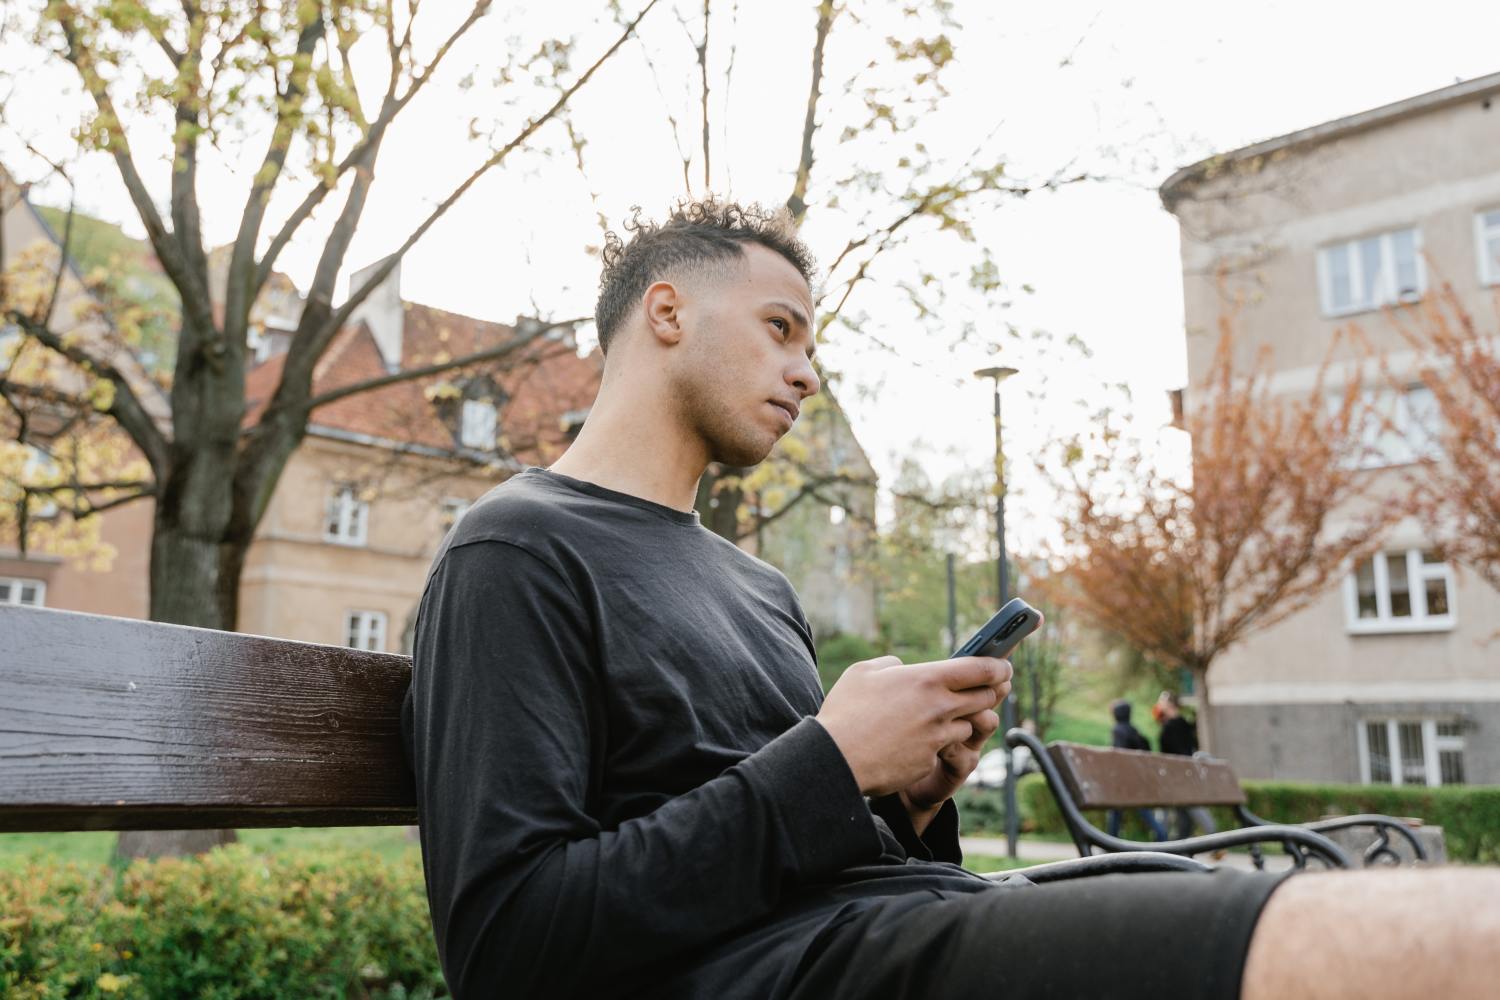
[5,0,1499,546]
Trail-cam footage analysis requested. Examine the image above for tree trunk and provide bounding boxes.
[115,508,247,861]
[1191,664,1215,754]
[695,464,747,541]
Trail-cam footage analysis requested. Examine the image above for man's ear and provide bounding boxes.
[641,280,684,347]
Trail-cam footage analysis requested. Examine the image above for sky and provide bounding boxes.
[4,0,1499,548]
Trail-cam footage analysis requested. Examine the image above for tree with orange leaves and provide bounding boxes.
[1386,284,1500,594]
[1044,322,1395,749]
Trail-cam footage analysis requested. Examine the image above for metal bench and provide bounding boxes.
[1007,728,1428,869]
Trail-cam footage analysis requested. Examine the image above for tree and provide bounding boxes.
[559,0,1093,539]
[1043,320,1396,749]
[1387,283,1500,593]
[1,1,656,631]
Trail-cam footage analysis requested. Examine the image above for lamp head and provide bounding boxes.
[973,365,1019,383]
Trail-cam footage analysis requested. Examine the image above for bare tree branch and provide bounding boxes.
[786,0,834,225]
[298,317,587,414]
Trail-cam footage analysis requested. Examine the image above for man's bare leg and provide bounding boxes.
[1242,868,1500,999]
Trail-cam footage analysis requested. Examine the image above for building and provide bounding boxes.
[1160,72,1500,786]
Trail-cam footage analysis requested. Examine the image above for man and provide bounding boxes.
[402,199,1499,998]
[1158,690,1219,840]
[1107,700,1168,841]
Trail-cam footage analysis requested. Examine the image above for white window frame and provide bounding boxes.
[460,398,498,451]
[1316,227,1426,317]
[324,484,369,546]
[1475,209,1500,287]
[1357,718,1464,786]
[346,609,387,651]
[1343,384,1443,470]
[1344,549,1455,634]
[0,576,46,606]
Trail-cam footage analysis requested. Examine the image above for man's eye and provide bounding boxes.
[770,318,789,336]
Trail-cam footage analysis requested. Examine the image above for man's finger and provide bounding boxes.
[961,709,1001,750]
[932,656,1012,692]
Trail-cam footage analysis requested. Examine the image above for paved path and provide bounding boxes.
[961,835,1296,873]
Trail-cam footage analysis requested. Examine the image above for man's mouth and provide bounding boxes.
[769,399,799,425]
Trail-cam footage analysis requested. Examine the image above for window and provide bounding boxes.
[460,399,498,450]
[1477,210,1500,286]
[1317,228,1423,316]
[440,497,471,532]
[1344,385,1441,469]
[324,484,369,545]
[1359,718,1465,786]
[0,577,45,606]
[346,610,387,652]
[1345,549,1454,633]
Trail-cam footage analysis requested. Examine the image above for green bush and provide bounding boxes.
[0,844,445,999]
[1013,772,1500,863]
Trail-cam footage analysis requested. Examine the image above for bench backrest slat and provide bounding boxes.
[1048,741,1246,809]
[0,605,416,833]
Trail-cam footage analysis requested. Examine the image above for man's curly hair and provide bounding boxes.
[594,198,817,354]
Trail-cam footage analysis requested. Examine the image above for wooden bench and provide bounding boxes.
[0,605,1213,888]
[1007,728,1428,869]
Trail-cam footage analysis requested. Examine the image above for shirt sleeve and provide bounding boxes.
[405,540,885,997]
[868,794,963,864]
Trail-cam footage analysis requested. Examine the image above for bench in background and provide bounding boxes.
[1007,728,1427,869]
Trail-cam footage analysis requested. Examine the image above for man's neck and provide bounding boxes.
[547,384,707,513]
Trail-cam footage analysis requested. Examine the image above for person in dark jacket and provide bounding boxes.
[1107,700,1168,841]
[1157,691,1219,840]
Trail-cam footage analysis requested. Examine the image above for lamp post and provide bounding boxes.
[974,365,1019,858]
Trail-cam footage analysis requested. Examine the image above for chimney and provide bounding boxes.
[1168,387,1185,429]
[349,257,403,372]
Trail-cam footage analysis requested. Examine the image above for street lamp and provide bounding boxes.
[974,365,1019,858]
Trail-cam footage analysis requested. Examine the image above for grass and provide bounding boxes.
[0,825,421,871]
[961,854,1033,874]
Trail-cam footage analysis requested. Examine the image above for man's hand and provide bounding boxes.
[814,654,1012,802]
[897,704,1002,835]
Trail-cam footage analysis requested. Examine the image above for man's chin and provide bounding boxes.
[709,434,777,469]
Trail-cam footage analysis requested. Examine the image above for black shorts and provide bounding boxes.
[786,868,1288,1000]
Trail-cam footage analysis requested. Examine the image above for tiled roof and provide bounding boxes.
[244,303,602,466]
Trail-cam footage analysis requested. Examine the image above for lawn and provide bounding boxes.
[0,825,421,871]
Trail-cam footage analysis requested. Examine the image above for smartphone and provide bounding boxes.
[952,598,1043,659]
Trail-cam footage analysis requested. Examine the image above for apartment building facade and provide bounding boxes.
[1161,72,1500,786]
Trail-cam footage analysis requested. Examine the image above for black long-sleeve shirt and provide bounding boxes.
[399,467,1006,998]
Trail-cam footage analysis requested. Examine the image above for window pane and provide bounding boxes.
[1439,749,1465,785]
[1327,244,1353,311]
[1397,722,1427,785]
[1355,558,1378,618]
[1425,576,1449,617]
[1367,722,1391,783]
[1390,229,1419,298]
[1421,549,1445,565]
[347,613,361,648]
[0,582,11,603]
[1487,233,1500,282]
[1436,721,1463,738]
[1387,554,1411,618]
[19,584,38,605]
[1358,237,1383,307]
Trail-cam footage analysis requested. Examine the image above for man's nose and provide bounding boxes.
[789,359,821,399]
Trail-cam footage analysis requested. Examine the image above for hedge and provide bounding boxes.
[1004,774,1500,863]
[0,845,445,999]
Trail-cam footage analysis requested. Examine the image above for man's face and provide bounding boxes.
[669,243,820,467]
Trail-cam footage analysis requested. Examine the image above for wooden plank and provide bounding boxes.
[1048,741,1246,810]
[0,605,416,832]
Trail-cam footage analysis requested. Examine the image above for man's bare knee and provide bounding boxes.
[1242,868,1500,1000]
